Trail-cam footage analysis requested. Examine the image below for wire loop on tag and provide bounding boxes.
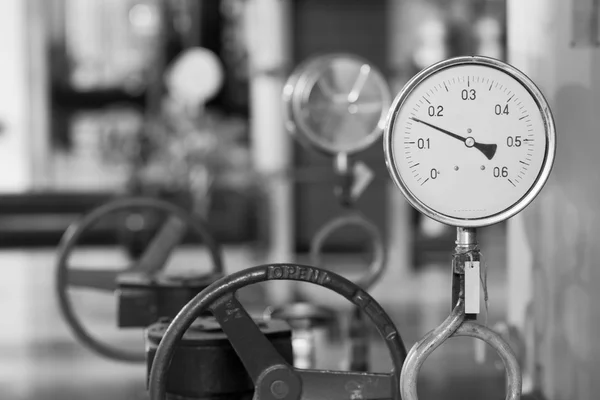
[480,251,489,327]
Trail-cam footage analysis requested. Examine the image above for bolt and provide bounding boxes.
[270,380,290,399]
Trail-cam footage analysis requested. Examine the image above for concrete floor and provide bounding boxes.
[0,225,511,400]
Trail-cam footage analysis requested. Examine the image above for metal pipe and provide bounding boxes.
[400,299,522,400]
[245,0,293,304]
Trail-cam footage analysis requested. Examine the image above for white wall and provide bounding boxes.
[507,0,600,398]
[0,0,37,191]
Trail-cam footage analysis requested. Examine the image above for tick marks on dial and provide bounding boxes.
[489,81,494,91]
[421,178,430,186]
[519,115,528,120]
[520,160,530,166]
[424,97,431,104]
[508,179,516,187]
[410,163,420,168]
[507,94,515,102]
[444,82,449,92]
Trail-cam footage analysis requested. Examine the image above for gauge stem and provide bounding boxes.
[453,227,479,321]
[334,153,353,208]
[455,227,477,249]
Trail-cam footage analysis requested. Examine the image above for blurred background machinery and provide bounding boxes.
[2,0,598,399]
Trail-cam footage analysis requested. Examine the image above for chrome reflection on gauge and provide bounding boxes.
[283,54,392,155]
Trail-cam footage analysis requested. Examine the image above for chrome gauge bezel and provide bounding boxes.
[283,53,392,155]
[383,56,556,227]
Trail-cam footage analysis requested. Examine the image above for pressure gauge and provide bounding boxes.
[283,54,391,155]
[384,56,556,227]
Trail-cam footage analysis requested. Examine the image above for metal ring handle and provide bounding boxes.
[149,264,407,400]
[310,213,386,290]
[400,299,522,400]
[55,196,223,362]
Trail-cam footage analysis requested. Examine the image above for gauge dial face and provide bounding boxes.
[283,54,391,155]
[385,56,555,227]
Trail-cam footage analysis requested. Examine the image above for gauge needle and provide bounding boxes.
[347,65,371,103]
[410,117,497,160]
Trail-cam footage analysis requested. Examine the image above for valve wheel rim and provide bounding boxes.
[55,196,223,363]
[149,263,407,400]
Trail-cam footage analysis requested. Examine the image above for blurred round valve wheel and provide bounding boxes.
[55,196,223,362]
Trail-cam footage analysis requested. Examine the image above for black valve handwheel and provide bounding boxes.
[56,197,223,362]
[149,264,407,400]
